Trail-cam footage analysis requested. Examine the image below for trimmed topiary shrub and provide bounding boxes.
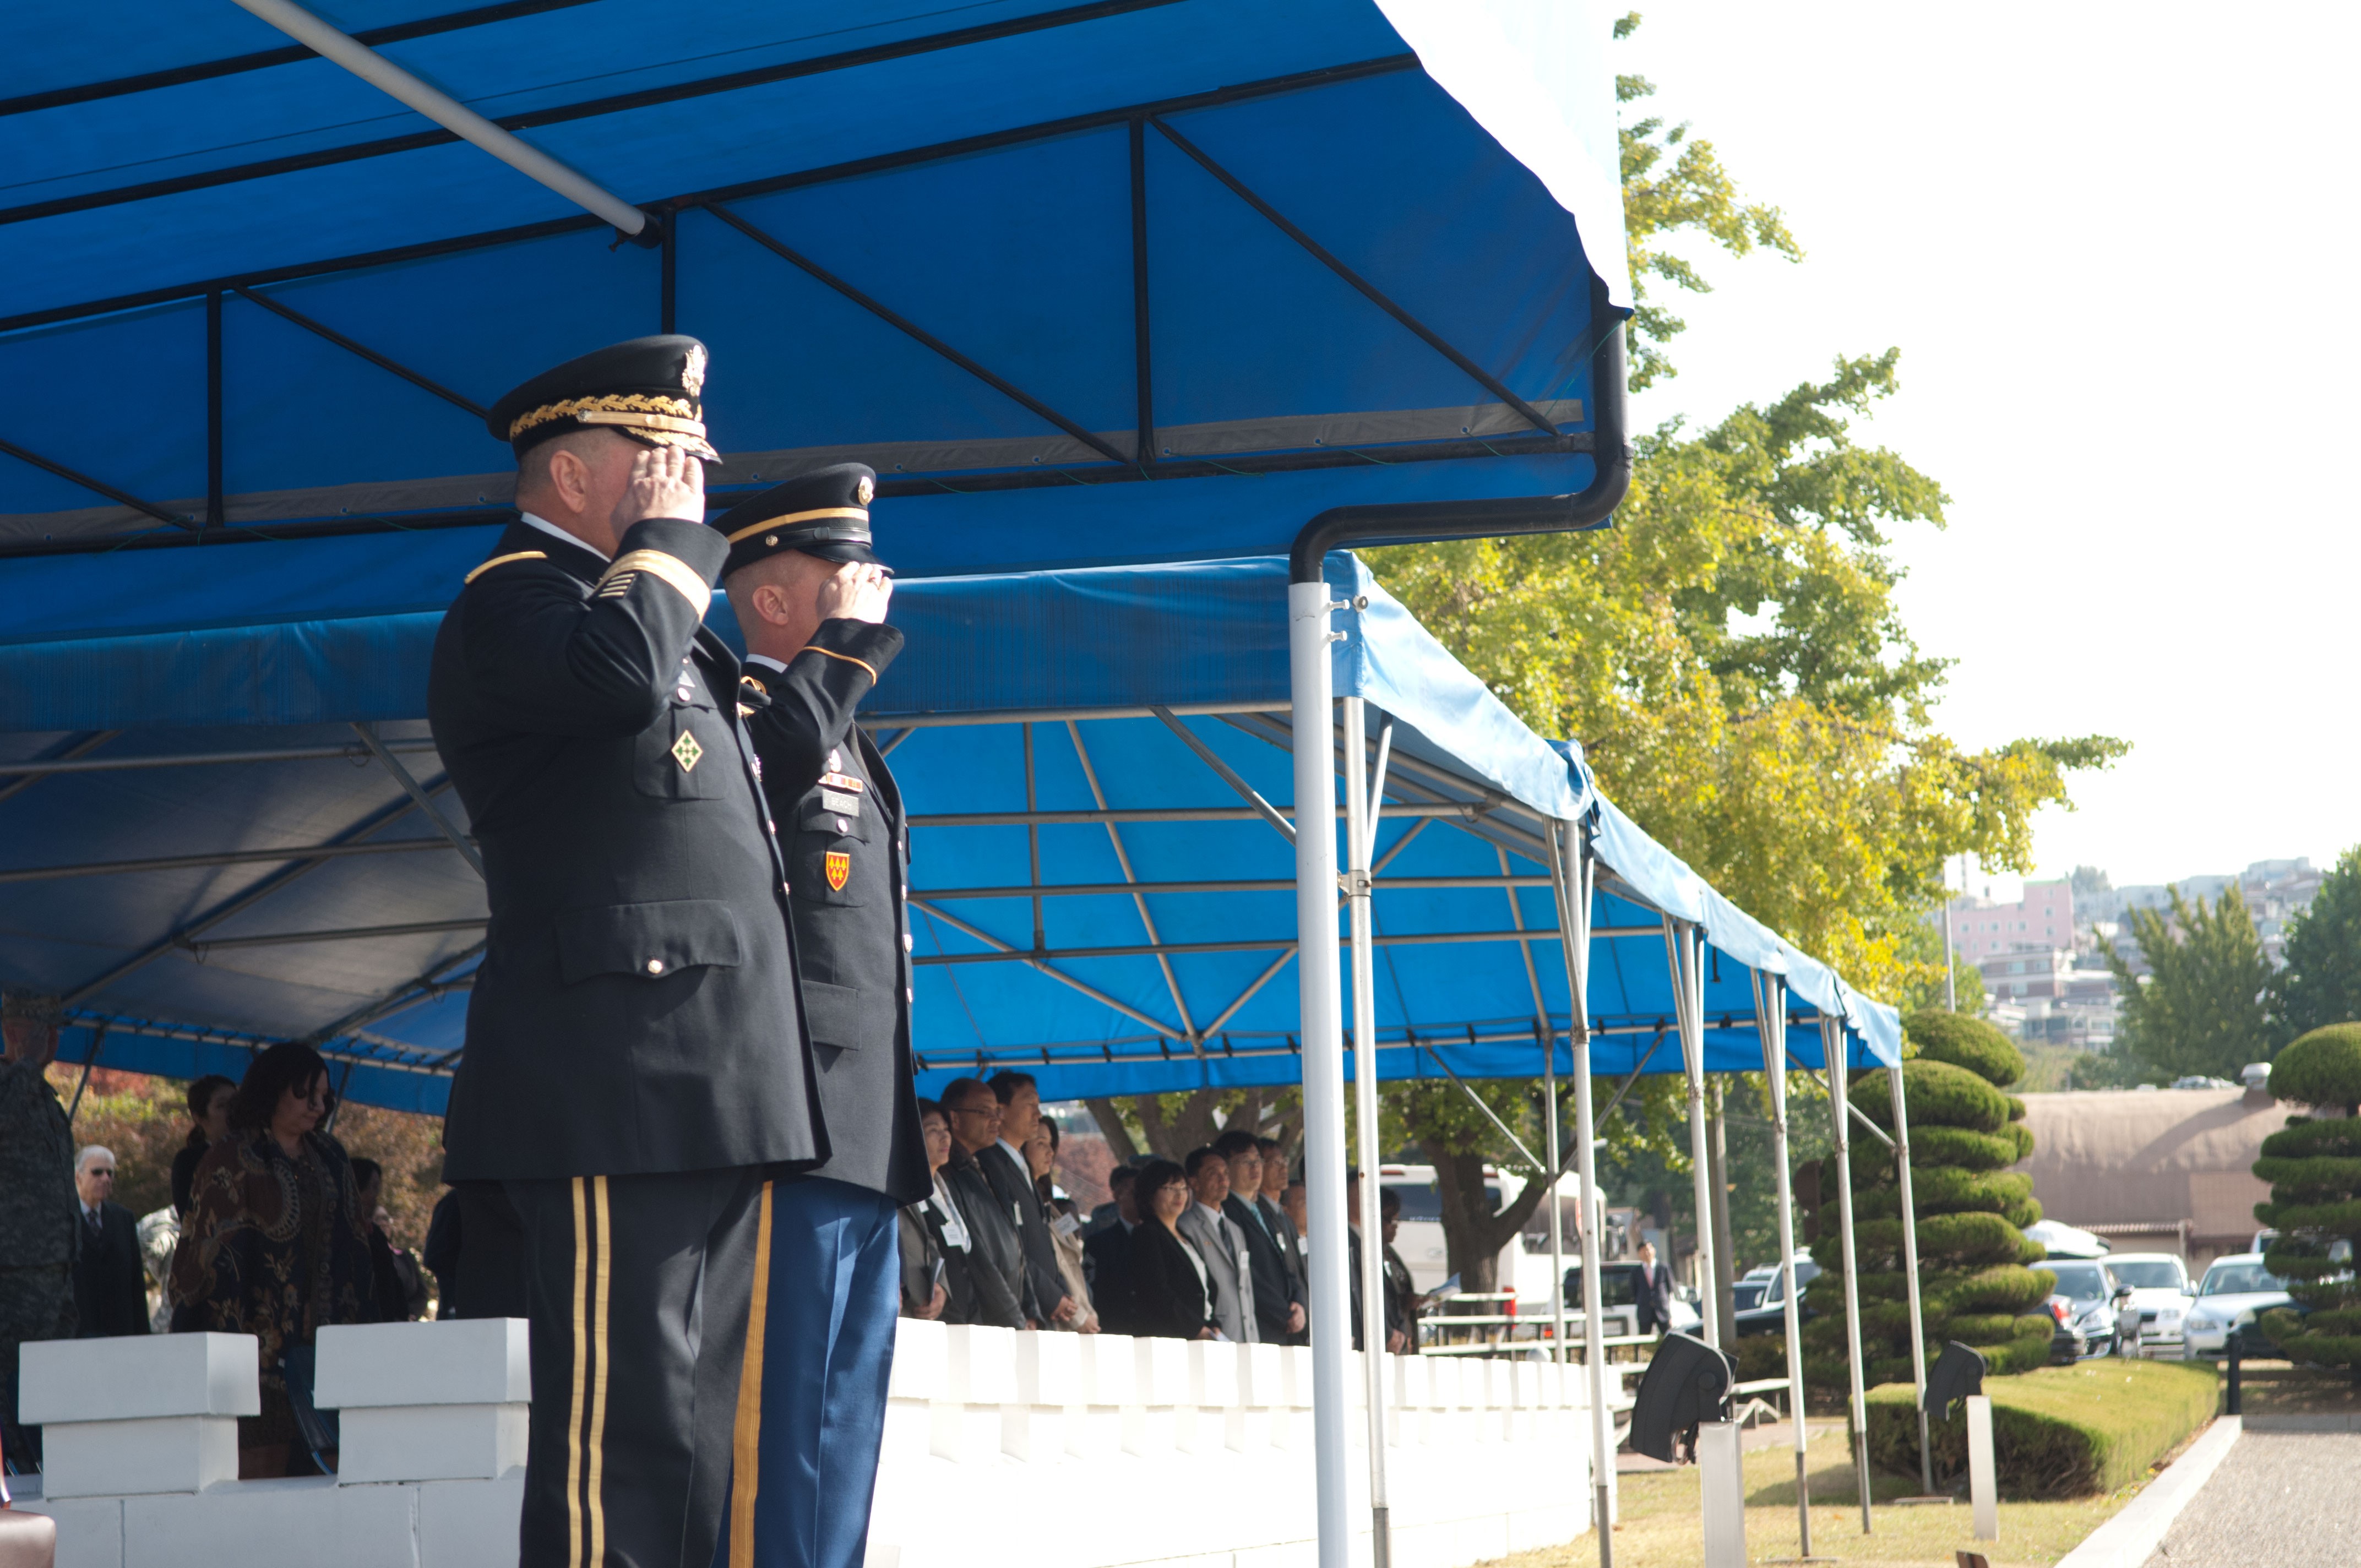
[1804,1011,2054,1390]
[1864,1359,2218,1496]
[2255,1025,2361,1366]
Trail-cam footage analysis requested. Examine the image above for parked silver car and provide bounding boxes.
[2182,1253,2292,1359]
[2044,1259,2129,1362]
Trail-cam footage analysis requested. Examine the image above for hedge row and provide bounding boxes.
[1863,1360,2219,1498]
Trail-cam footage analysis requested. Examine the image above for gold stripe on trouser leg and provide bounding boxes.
[568,1177,590,1568]
[587,1174,613,1568]
[729,1181,776,1568]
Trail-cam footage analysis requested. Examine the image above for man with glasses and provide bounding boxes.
[69,1146,148,1338]
[936,1079,1030,1327]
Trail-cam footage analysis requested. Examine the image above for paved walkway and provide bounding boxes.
[2142,1430,2361,1567]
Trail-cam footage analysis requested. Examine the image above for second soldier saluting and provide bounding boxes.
[710,464,926,1568]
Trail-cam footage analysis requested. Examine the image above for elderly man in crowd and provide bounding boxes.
[1213,1131,1304,1346]
[1175,1147,1256,1343]
[0,990,77,1467]
[70,1146,149,1339]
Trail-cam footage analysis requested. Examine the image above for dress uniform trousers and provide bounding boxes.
[710,1177,900,1568]
[508,1169,764,1568]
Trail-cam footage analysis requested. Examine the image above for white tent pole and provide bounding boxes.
[1548,820,1615,1565]
[1544,1031,1565,1369]
[1823,1017,1874,1532]
[230,0,652,238]
[1289,580,1352,1568]
[1663,917,1719,1346]
[1754,973,1811,1558]
[1342,695,1394,1568]
[1890,1063,1932,1494]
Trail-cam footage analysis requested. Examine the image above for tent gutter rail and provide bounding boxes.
[1286,278,1630,582]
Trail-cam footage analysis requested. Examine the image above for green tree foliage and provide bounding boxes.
[1805,1012,2052,1385]
[2105,886,2273,1082]
[2254,1025,2361,1369]
[2272,847,2361,1044]
[1612,12,1803,389]
[1354,18,2120,1283]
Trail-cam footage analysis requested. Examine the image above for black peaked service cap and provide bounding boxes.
[486,334,718,463]
[714,464,883,577]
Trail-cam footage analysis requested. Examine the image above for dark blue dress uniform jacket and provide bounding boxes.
[428,516,823,1182]
[743,619,928,1205]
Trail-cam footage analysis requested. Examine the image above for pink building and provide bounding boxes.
[1950,879,2073,961]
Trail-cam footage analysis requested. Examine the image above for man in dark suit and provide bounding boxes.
[429,336,824,1568]
[1254,1136,1308,1342]
[938,1079,1030,1327]
[69,1147,147,1338]
[715,465,928,1568]
[1633,1239,1675,1336]
[977,1072,1078,1328]
[1081,1169,1138,1334]
[1214,1131,1305,1345]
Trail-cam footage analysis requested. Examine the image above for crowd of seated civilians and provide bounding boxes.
[897,1074,1423,1346]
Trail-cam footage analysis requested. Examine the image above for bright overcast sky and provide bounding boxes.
[1608,3,2359,894]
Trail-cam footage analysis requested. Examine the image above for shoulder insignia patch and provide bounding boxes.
[825,850,851,891]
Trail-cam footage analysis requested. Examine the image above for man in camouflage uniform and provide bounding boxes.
[0,990,78,1468]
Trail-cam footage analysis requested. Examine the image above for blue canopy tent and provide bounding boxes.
[0,547,1896,1096]
[1,544,1911,1548]
[0,1,1919,1551]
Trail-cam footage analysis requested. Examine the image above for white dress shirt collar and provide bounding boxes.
[746,652,788,674]
[519,511,610,562]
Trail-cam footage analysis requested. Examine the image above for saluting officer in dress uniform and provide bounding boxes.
[706,465,925,1568]
[427,336,825,1568]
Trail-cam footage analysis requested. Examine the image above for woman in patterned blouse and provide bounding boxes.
[170,1043,377,1477]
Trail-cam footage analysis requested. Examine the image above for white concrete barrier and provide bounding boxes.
[314,1319,530,1485]
[19,1334,258,1500]
[25,1319,1598,1568]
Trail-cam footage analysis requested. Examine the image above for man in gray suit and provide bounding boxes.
[1176,1147,1257,1343]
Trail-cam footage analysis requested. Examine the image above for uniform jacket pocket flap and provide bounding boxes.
[554,899,744,983]
[801,978,890,1052]
[798,797,874,842]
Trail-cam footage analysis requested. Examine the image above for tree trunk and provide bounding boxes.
[1084,1099,1141,1163]
[1128,1090,1226,1160]
[1424,1140,1554,1295]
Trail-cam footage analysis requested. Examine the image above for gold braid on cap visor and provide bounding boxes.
[508,393,704,443]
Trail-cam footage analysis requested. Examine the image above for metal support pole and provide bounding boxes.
[64,1024,108,1125]
[1545,1026,1565,1366]
[1891,1063,1933,1494]
[1289,579,1353,1568]
[1548,821,1615,1563]
[1664,918,1720,1346]
[229,0,656,240]
[1753,976,1810,1558]
[1707,1076,1737,1352]
[1343,695,1392,1568]
[1824,1018,1873,1532]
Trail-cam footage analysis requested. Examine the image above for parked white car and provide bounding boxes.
[2104,1252,2195,1352]
[2182,1253,2293,1359]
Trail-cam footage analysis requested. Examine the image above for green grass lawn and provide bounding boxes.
[1467,1421,2190,1567]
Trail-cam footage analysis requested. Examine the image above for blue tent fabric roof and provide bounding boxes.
[3,1,1629,568]
[7,548,1898,1110]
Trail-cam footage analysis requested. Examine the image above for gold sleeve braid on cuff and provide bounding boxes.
[799,644,879,683]
[598,548,712,616]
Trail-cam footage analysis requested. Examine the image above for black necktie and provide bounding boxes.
[86,1209,101,1238]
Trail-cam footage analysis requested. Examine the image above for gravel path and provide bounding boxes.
[2144,1431,2361,1567]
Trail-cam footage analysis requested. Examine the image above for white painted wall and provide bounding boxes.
[17,1319,1597,1568]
